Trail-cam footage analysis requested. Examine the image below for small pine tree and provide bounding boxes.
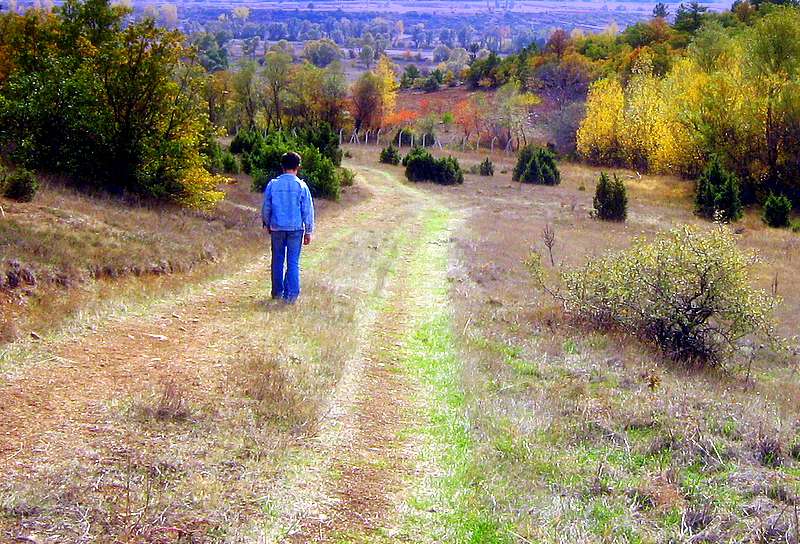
[512,145,535,181]
[513,145,560,185]
[479,157,494,176]
[2,168,39,202]
[520,148,560,185]
[762,193,792,228]
[593,172,628,221]
[695,157,743,222]
[404,147,463,185]
[379,144,401,165]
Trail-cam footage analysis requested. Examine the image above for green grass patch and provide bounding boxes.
[399,206,510,543]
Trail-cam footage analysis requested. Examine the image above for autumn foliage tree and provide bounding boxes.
[350,56,398,130]
[0,0,224,207]
[576,77,624,165]
[351,72,383,130]
[576,7,800,211]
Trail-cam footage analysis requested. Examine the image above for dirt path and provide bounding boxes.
[0,165,457,542]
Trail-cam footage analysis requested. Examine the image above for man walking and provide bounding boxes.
[261,152,315,304]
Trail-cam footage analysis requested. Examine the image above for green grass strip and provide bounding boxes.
[401,207,511,544]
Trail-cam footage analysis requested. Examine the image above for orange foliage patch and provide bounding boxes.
[384,109,419,126]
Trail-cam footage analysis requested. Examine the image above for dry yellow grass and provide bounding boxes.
[0,165,435,541]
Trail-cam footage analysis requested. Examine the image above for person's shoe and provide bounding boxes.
[282,297,298,305]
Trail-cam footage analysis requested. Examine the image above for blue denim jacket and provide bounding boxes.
[261,173,315,233]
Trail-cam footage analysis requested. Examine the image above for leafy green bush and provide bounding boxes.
[762,193,792,228]
[593,172,627,221]
[695,157,743,222]
[513,145,560,185]
[2,168,39,202]
[238,127,346,200]
[230,129,263,155]
[248,132,341,199]
[222,151,240,174]
[205,138,226,174]
[479,157,494,176]
[337,167,356,187]
[404,147,463,185]
[528,226,777,366]
[379,144,401,165]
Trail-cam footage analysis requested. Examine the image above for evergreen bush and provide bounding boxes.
[762,193,792,228]
[513,145,560,185]
[248,131,342,199]
[479,157,494,176]
[2,168,39,202]
[695,157,743,222]
[236,126,347,200]
[593,172,628,221]
[222,151,240,174]
[379,144,401,165]
[404,147,463,185]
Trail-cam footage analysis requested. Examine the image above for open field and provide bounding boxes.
[1,148,799,542]
[348,145,800,542]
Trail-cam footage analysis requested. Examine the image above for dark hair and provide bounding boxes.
[281,151,302,171]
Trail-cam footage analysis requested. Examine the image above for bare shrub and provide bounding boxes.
[0,318,19,343]
[542,224,556,266]
[527,226,779,366]
[682,504,714,535]
[135,379,192,422]
[754,435,784,468]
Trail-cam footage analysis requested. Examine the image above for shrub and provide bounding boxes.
[230,129,262,155]
[245,130,343,199]
[401,147,419,167]
[762,193,792,228]
[513,145,560,185]
[295,123,342,166]
[479,157,494,176]
[754,435,784,468]
[336,167,355,187]
[404,147,463,185]
[2,168,39,202]
[379,144,401,165]
[222,150,240,174]
[528,226,778,365]
[436,156,464,185]
[422,74,440,92]
[205,138,226,174]
[135,379,192,422]
[593,172,627,221]
[695,157,743,222]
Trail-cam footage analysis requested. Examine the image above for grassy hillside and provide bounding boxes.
[0,176,265,343]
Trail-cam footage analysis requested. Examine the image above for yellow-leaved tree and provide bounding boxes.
[375,55,399,125]
[619,52,670,171]
[576,77,624,164]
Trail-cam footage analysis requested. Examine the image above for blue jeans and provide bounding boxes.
[271,230,304,302]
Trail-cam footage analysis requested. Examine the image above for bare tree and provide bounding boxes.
[543,224,556,266]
